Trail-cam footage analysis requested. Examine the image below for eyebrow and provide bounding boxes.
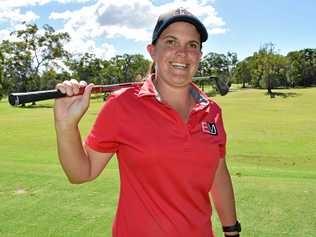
[161,35,177,40]
[161,35,201,46]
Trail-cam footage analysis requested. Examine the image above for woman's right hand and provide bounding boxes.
[54,79,94,129]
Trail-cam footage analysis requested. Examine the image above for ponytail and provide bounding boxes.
[148,62,156,75]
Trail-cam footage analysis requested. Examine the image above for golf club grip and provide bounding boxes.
[9,89,66,106]
[8,82,142,106]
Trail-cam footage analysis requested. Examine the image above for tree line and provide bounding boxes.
[0,24,150,100]
[1,24,315,100]
[233,43,316,93]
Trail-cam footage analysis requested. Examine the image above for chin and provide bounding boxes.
[172,74,192,85]
[173,71,194,80]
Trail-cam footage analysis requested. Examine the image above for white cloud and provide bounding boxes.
[0,0,93,10]
[56,0,93,3]
[50,0,227,43]
[97,42,117,59]
[64,38,117,59]
[209,27,227,35]
[103,25,151,42]
[0,10,43,42]
[153,0,226,30]
[96,0,154,29]
[0,9,39,25]
[0,29,11,42]
[45,0,227,56]
[0,0,49,10]
[49,10,74,21]
[0,0,227,57]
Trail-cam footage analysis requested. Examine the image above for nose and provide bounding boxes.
[175,45,188,57]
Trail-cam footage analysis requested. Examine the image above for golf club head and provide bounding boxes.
[209,76,229,96]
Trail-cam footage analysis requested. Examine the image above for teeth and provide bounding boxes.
[171,62,187,69]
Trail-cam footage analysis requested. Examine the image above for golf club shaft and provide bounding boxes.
[8,77,228,106]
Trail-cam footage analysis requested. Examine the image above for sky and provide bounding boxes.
[0,0,315,61]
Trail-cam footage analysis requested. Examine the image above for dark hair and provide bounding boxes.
[148,62,156,75]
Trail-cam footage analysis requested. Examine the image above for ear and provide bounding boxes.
[147,44,156,61]
[197,50,203,63]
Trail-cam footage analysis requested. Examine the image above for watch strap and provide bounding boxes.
[222,220,241,232]
[224,234,240,237]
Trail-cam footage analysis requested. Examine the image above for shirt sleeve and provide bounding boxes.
[217,108,227,159]
[85,94,120,153]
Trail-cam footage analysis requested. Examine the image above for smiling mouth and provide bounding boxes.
[170,62,188,69]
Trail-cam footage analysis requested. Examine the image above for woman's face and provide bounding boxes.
[147,21,203,88]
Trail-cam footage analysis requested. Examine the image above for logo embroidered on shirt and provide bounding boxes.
[201,122,218,136]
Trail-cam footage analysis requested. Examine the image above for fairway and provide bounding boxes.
[0,87,315,237]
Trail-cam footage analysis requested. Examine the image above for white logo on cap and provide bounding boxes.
[175,7,191,16]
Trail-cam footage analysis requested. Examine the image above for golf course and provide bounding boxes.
[0,86,315,237]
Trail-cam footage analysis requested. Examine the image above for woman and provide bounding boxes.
[54,7,241,237]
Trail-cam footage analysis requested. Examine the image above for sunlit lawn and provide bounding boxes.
[0,86,315,236]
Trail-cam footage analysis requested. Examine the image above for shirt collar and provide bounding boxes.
[138,74,209,108]
[137,74,161,100]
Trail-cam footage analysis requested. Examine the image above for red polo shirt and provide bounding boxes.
[85,76,227,237]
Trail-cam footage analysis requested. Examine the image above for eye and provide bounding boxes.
[165,39,177,47]
[188,42,200,49]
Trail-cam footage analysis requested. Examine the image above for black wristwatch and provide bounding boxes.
[222,220,241,233]
[224,234,240,237]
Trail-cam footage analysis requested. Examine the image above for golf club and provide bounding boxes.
[8,76,229,106]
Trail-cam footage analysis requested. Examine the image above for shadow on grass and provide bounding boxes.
[266,92,301,98]
[17,104,53,109]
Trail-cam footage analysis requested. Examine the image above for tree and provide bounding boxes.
[287,49,316,87]
[109,54,150,83]
[199,52,238,85]
[233,58,252,88]
[122,54,150,80]
[226,51,238,77]
[0,50,3,100]
[0,23,70,95]
[39,69,72,90]
[67,53,106,84]
[256,44,276,94]
[301,48,316,86]
[67,53,150,85]
[241,43,288,94]
[14,24,71,75]
[200,52,229,77]
[0,39,33,93]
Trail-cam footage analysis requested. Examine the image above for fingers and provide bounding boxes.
[79,80,87,87]
[70,79,80,95]
[83,83,94,101]
[56,79,88,96]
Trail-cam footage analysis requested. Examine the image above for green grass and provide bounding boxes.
[0,87,315,237]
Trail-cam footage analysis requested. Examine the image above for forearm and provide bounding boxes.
[211,172,237,225]
[55,124,91,184]
[211,159,238,229]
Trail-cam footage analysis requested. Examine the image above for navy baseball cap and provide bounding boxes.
[152,7,208,44]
